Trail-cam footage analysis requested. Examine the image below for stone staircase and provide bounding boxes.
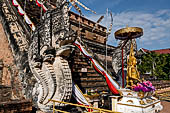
[69,47,110,93]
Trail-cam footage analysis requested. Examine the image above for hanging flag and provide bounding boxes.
[12,0,19,6]
[36,0,47,12]
[70,0,96,14]
[73,41,92,59]
[70,1,82,14]
[18,5,25,15]
[11,0,36,31]
[73,40,120,94]
[72,83,89,105]
[72,83,93,112]
[91,59,105,74]
[91,58,119,94]
[36,0,42,7]
[24,14,32,25]
[107,12,113,36]
[104,73,119,94]
[42,4,48,12]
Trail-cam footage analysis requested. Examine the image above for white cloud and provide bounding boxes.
[85,9,170,50]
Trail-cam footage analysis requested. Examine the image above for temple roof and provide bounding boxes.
[152,48,170,54]
[138,48,170,54]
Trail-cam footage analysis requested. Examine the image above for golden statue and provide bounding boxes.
[126,42,141,87]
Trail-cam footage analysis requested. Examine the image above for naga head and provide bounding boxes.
[41,46,56,63]
[32,55,43,68]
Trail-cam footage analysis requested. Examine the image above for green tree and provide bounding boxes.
[137,52,170,80]
[138,52,157,75]
[162,54,170,79]
[154,54,167,79]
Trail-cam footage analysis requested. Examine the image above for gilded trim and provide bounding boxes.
[139,100,145,105]
[117,100,160,108]
[127,100,134,104]
[127,93,133,96]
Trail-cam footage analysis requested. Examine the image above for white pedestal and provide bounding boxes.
[110,89,163,113]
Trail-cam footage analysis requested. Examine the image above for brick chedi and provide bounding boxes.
[0,0,116,112]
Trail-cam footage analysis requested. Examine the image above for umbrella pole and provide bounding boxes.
[122,47,125,88]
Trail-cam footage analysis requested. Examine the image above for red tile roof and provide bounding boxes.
[151,48,170,54]
[140,48,170,54]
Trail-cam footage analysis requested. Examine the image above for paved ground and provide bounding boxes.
[156,87,170,113]
[160,101,170,113]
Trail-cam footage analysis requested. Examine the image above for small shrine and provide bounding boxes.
[110,26,163,113]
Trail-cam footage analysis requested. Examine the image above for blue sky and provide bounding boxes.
[71,0,170,50]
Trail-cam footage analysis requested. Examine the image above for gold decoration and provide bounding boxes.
[83,94,100,100]
[127,100,134,104]
[127,93,133,96]
[118,96,123,101]
[138,92,145,98]
[139,100,145,105]
[126,42,141,87]
[115,27,143,40]
[146,99,153,103]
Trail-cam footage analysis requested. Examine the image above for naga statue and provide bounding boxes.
[28,0,77,110]
[1,0,76,111]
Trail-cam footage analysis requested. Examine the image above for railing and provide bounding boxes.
[49,99,121,113]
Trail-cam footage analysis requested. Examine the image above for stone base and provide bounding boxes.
[0,85,11,102]
[0,99,32,113]
[110,89,163,113]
